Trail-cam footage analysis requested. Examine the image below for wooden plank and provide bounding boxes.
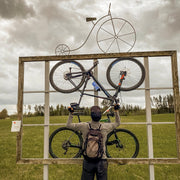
[16,59,24,162]
[17,158,180,165]
[144,57,155,180]
[44,61,50,180]
[171,51,180,159]
[93,59,99,106]
[19,51,176,62]
[16,50,180,168]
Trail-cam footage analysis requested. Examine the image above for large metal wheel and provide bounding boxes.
[96,18,136,53]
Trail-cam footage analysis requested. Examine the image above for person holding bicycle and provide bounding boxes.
[67,104,120,180]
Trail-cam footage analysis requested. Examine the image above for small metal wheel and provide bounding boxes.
[96,18,136,53]
[55,44,70,55]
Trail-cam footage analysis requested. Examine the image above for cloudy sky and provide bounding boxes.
[0,0,179,114]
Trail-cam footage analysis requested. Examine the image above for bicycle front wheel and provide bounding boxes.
[50,60,85,93]
[106,57,145,91]
[96,18,136,53]
[49,127,83,158]
[106,129,139,158]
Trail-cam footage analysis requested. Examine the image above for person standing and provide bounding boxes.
[67,105,120,180]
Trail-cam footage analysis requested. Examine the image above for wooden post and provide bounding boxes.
[144,57,155,180]
[44,61,50,180]
[17,58,24,162]
[94,59,99,106]
[171,51,180,158]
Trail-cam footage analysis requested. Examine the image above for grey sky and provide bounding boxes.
[0,0,179,114]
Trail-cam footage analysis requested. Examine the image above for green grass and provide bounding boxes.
[0,114,180,180]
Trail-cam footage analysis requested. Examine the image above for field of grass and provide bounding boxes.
[0,114,180,180]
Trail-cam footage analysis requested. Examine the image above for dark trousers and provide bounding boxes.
[81,159,108,180]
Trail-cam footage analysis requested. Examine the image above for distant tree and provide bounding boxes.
[151,94,174,114]
[34,105,44,116]
[0,109,8,119]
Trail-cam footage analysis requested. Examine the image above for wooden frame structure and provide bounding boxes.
[17,51,180,180]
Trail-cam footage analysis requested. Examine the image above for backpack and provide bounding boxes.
[83,123,104,161]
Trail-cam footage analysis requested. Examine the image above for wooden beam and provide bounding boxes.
[16,158,180,165]
[171,51,180,159]
[19,50,176,62]
[17,59,24,162]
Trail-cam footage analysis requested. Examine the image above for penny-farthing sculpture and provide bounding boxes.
[55,3,136,55]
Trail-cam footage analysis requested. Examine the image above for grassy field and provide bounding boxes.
[0,114,180,180]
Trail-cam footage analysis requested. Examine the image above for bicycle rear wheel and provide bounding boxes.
[106,129,139,158]
[50,60,85,93]
[49,127,83,158]
[106,57,145,91]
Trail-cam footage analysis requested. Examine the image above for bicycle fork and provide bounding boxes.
[113,71,127,98]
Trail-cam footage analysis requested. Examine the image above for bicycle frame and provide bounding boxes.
[68,60,126,107]
[69,3,113,53]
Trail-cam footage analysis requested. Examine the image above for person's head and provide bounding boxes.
[90,106,102,122]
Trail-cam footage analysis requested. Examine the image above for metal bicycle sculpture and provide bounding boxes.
[55,3,136,55]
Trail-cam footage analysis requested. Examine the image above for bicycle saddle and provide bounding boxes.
[86,17,97,22]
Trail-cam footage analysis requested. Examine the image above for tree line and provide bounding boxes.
[23,94,174,117]
[0,94,175,119]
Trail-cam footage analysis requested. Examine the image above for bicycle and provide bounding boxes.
[49,57,145,158]
[55,3,136,55]
[49,109,139,159]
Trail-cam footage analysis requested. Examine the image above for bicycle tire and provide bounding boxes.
[49,127,83,158]
[96,18,136,53]
[106,128,139,158]
[49,60,85,93]
[106,57,145,91]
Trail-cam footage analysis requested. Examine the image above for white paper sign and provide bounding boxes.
[11,121,21,132]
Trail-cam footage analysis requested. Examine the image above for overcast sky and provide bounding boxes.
[0,0,179,114]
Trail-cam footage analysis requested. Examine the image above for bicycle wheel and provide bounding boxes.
[106,129,139,158]
[55,44,70,55]
[49,127,83,158]
[50,60,85,93]
[96,18,136,53]
[106,57,145,91]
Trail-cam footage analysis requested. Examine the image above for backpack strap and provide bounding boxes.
[88,123,93,130]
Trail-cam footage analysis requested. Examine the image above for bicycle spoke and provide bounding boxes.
[110,17,117,36]
[98,36,115,43]
[100,26,115,37]
[116,39,120,52]
[117,37,133,47]
[105,38,116,53]
[118,31,135,37]
[117,21,126,36]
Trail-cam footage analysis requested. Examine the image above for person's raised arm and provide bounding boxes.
[66,107,74,129]
[114,104,120,127]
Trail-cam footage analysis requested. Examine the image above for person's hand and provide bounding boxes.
[114,104,120,111]
[68,107,74,113]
